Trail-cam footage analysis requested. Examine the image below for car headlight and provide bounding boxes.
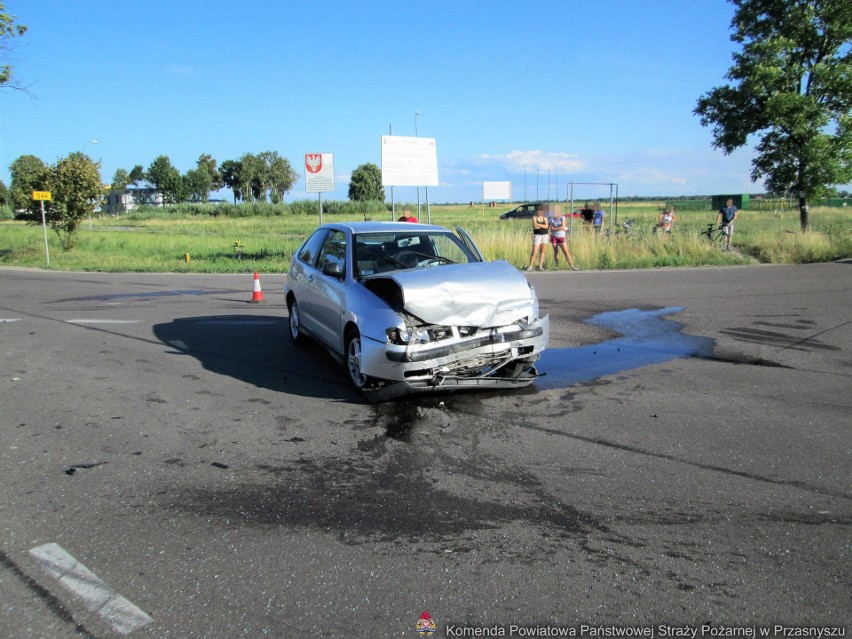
[386,325,454,345]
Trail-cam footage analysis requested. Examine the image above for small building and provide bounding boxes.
[105,186,163,213]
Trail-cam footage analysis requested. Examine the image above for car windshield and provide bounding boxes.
[353,231,477,278]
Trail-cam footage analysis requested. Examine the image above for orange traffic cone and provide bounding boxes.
[249,272,265,303]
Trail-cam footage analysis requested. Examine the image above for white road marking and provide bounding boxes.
[29,543,152,635]
[66,319,140,324]
[0,318,22,322]
[195,318,279,325]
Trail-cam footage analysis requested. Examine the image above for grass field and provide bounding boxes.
[1,202,849,273]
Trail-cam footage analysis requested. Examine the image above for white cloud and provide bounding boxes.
[479,150,585,173]
[616,167,688,186]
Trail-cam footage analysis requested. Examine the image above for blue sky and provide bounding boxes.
[1,0,767,204]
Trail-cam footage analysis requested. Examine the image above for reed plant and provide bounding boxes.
[1,202,848,272]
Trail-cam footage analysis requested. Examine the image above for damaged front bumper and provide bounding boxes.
[360,315,549,402]
[362,363,542,402]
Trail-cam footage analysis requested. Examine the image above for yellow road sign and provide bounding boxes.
[32,191,52,201]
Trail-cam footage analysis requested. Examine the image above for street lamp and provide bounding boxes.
[84,140,99,228]
[415,111,421,216]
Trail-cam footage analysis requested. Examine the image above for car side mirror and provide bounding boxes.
[322,257,344,279]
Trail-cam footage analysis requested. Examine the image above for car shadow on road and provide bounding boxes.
[152,315,362,402]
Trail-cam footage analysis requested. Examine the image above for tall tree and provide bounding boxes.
[196,154,222,193]
[260,151,297,204]
[9,154,48,214]
[0,2,27,89]
[184,164,214,202]
[46,152,102,249]
[128,165,145,186]
[695,0,852,231]
[239,153,266,202]
[348,163,385,202]
[111,168,130,192]
[220,159,242,203]
[146,155,183,205]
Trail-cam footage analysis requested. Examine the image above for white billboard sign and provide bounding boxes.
[305,153,334,193]
[482,181,512,201]
[380,135,439,187]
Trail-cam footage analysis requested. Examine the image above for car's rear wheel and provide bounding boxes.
[344,329,373,390]
[288,298,304,345]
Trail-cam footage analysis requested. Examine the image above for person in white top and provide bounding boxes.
[658,205,676,233]
[548,205,578,271]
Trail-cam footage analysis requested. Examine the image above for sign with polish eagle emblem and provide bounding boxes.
[305,153,334,193]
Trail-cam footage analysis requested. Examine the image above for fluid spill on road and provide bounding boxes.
[536,307,714,390]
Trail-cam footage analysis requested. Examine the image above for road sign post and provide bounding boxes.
[305,153,334,226]
[32,191,52,266]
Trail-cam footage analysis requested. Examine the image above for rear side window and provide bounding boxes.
[298,229,328,266]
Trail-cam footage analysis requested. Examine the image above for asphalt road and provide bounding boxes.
[1,264,849,638]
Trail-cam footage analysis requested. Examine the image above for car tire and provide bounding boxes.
[344,328,373,390]
[288,297,304,346]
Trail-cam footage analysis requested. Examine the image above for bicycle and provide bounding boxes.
[700,223,729,249]
[605,217,636,239]
[652,222,674,237]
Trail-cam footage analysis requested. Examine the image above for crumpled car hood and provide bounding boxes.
[366,260,534,327]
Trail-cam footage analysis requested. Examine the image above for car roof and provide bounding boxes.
[318,221,450,234]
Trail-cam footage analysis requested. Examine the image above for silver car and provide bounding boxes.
[284,221,549,401]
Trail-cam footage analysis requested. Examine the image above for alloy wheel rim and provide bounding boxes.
[348,338,365,387]
[290,305,299,338]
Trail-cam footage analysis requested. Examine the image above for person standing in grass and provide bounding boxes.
[658,205,676,233]
[548,205,578,270]
[526,203,550,270]
[592,202,605,232]
[717,198,738,250]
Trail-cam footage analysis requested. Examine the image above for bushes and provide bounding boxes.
[119,199,390,220]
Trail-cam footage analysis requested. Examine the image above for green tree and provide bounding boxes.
[45,152,102,249]
[196,154,222,192]
[146,155,183,205]
[0,2,27,88]
[128,164,145,186]
[0,179,8,206]
[111,168,130,192]
[260,151,297,203]
[220,159,242,203]
[9,154,48,214]
[348,163,385,202]
[238,153,266,202]
[695,0,852,231]
[184,164,213,202]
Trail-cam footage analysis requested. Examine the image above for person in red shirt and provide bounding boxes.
[397,206,418,223]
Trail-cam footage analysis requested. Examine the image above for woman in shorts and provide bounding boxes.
[526,204,550,270]
[549,208,578,270]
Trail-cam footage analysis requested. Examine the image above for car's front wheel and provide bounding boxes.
[288,297,304,345]
[344,329,373,390]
